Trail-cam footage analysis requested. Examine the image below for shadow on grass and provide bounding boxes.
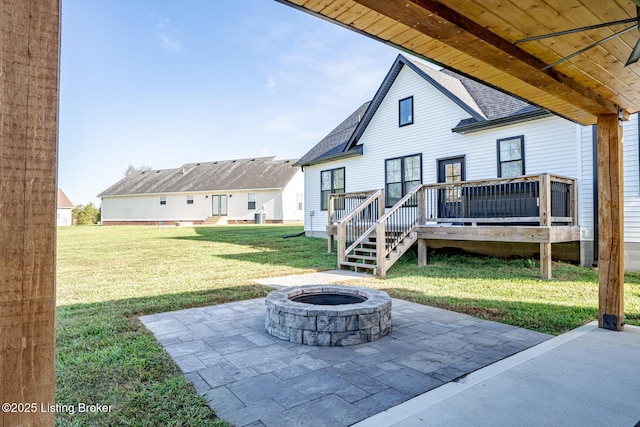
[166,225,337,270]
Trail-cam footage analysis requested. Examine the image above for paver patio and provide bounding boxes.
[141,289,550,427]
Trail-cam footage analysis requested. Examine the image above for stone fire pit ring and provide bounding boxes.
[265,285,392,347]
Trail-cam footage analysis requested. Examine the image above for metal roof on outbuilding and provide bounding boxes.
[98,157,300,197]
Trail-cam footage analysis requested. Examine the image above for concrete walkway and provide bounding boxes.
[356,322,640,427]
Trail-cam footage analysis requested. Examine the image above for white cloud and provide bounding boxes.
[266,76,277,92]
[155,18,182,52]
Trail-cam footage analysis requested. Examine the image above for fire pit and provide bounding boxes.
[265,285,392,346]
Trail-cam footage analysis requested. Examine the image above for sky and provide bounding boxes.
[59,0,407,206]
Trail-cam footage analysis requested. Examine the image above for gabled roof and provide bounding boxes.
[294,102,370,167]
[57,188,74,209]
[298,54,553,166]
[98,157,299,197]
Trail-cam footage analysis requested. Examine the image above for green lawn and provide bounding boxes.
[55,225,640,425]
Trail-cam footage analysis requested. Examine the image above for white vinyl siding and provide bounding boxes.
[101,169,305,223]
[304,65,579,234]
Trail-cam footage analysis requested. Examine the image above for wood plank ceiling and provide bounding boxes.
[278,0,640,125]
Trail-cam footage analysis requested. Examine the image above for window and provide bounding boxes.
[399,96,413,127]
[497,136,525,177]
[320,167,345,210]
[160,196,166,205]
[385,154,422,207]
[248,192,256,210]
[296,193,303,211]
[186,195,194,205]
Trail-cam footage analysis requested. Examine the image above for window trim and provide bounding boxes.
[320,167,345,211]
[399,96,414,127]
[497,135,525,178]
[247,192,256,210]
[385,153,423,207]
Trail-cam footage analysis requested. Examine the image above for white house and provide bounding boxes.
[98,157,304,226]
[296,55,640,273]
[57,188,74,226]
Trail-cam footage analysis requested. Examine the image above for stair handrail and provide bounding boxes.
[336,189,384,265]
[335,189,383,226]
[378,184,423,257]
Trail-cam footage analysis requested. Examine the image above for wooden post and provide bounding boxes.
[570,178,579,225]
[539,174,552,279]
[336,223,345,268]
[327,194,335,225]
[597,114,625,331]
[376,221,386,277]
[1,0,60,425]
[418,239,428,267]
[417,187,427,268]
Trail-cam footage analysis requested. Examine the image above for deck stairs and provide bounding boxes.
[340,231,418,275]
[336,186,422,276]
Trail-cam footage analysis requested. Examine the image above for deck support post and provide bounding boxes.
[1,0,60,425]
[328,195,335,253]
[417,187,427,268]
[539,174,552,279]
[418,239,428,267]
[376,221,386,277]
[597,114,625,331]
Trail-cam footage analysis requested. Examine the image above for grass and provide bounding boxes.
[349,249,640,335]
[55,224,640,425]
[55,225,335,426]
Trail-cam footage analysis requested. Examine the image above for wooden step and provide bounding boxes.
[346,254,377,262]
[339,261,377,270]
[354,247,377,255]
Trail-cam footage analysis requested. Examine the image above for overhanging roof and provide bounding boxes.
[276,0,640,125]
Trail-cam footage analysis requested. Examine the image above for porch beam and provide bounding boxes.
[597,114,625,331]
[1,0,60,425]
[341,0,622,122]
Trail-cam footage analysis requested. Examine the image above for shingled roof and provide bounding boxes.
[295,102,370,167]
[298,54,552,166]
[57,188,74,208]
[98,157,299,197]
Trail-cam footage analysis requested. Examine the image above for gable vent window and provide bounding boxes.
[160,196,167,205]
[248,192,256,210]
[399,96,414,127]
[497,136,525,178]
[186,195,194,205]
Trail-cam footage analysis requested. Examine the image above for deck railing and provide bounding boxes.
[334,190,385,264]
[328,191,377,224]
[421,173,577,225]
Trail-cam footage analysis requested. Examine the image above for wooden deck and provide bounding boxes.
[326,174,580,279]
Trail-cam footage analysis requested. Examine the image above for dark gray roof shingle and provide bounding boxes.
[440,69,539,120]
[297,54,549,166]
[295,102,370,167]
[98,157,299,197]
